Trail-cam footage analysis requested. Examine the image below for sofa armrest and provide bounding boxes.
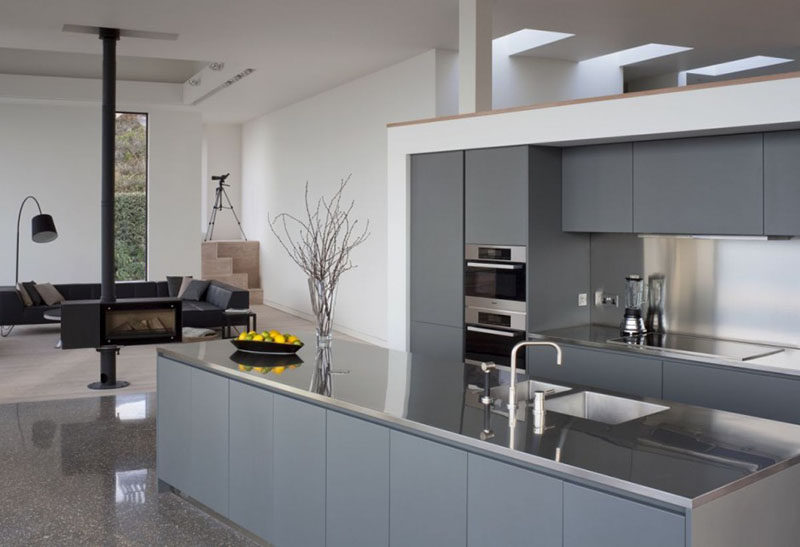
[204,280,250,310]
[0,286,25,324]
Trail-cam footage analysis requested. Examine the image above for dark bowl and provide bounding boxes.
[230,338,304,355]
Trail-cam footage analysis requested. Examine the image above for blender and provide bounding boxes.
[620,274,647,337]
[645,274,666,334]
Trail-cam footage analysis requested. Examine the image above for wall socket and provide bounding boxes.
[595,290,619,307]
[577,293,588,307]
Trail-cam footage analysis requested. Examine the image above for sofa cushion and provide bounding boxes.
[22,282,42,306]
[181,300,224,328]
[16,283,33,307]
[181,280,210,302]
[166,276,187,297]
[35,283,65,306]
[55,284,95,301]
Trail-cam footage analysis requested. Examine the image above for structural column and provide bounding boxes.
[459,0,493,113]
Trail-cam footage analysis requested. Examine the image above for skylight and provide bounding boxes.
[686,55,794,76]
[586,43,693,66]
[493,29,574,56]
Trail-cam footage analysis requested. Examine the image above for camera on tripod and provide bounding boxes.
[211,173,230,186]
[205,173,247,241]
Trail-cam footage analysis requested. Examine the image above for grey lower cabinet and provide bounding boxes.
[662,359,800,425]
[764,130,800,235]
[467,454,563,547]
[272,394,326,547]
[410,151,464,328]
[562,143,633,232]
[228,381,274,540]
[633,134,764,235]
[389,430,467,546]
[326,411,390,547]
[156,356,191,493]
[465,145,529,245]
[528,344,663,398]
[563,483,685,547]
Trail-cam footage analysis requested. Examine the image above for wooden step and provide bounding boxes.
[205,272,249,290]
[201,256,234,277]
[248,288,263,305]
[215,241,260,289]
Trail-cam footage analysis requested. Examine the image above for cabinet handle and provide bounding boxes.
[466,262,522,270]
[467,326,516,337]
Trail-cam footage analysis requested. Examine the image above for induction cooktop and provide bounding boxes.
[606,332,785,362]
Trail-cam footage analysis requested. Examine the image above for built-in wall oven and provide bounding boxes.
[464,245,527,368]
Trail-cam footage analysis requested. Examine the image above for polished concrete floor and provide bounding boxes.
[0,393,259,546]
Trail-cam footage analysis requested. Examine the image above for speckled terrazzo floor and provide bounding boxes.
[0,393,259,546]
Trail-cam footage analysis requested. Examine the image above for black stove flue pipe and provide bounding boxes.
[89,28,128,390]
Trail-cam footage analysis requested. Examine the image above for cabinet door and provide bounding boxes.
[410,320,463,362]
[273,394,326,547]
[410,151,464,328]
[465,146,528,245]
[563,143,633,232]
[156,356,192,492]
[467,454,562,547]
[764,130,800,235]
[390,431,467,546]
[229,382,274,541]
[187,368,229,517]
[327,411,390,547]
[662,360,800,424]
[528,344,662,398]
[633,134,763,235]
[564,483,685,547]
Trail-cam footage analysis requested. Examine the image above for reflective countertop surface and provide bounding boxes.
[159,333,800,509]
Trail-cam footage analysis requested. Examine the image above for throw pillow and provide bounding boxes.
[167,275,190,297]
[35,283,65,306]
[16,283,33,307]
[177,276,194,298]
[21,281,43,306]
[180,279,210,301]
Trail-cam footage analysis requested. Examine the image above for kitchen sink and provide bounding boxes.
[545,391,669,425]
[490,380,571,405]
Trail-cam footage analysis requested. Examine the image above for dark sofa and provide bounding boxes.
[0,280,249,331]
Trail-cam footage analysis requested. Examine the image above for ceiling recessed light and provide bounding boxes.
[493,29,575,56]
[686,55,794,76]
[585,43,693,66]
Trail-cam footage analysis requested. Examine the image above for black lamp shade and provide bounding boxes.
[31,214,58,243]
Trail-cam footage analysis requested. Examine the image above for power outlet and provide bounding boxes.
[577,293,588,307]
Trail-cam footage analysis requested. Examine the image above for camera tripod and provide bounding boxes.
[205,173,247,241]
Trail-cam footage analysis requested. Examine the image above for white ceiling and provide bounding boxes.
[1,0,799,122]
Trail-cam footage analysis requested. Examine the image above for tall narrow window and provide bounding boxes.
[115,112,148,281]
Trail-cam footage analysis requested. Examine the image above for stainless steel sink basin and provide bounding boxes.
[545,391,669,425]
[491,380,571,405]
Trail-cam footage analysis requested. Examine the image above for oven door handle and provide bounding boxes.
[467,326,516,337]
[466,262,522,270]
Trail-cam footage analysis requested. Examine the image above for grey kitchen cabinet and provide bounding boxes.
[764,130,800,235]
[326,411,390,547]
[409,320,463,362]
[410,151,464,328]
[228,382,274,540]
[563,143,633,232]
[187,367,229,517]
[465,145,529,245]
[563,483,685,547]
[389,430,468,547]
[156,356,192,493]
[273,394,326,547]
[633,134,764,235]
[662,359,800,425]
[467,454,563,547]
[528,344,663,398]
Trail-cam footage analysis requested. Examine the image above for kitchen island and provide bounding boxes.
[157,334,800,547]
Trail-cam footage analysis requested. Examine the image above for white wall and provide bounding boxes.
[241,50,440,345]
[0,99,201,284]
[202,123,244,240]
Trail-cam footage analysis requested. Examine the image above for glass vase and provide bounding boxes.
[308,277,337,347]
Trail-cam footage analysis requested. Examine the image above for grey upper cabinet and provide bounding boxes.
[410,151,464,328]
[409,320,463,362]
[633,134,764,235]
[764,130,800,235]
[563,143,633,232]
[465,146,529,245]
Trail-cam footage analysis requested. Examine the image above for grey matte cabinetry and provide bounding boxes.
[563,483,685,547]
[662,360,800,424]
[409,320,463,360]
[410,151,464,329]
[467,455,563,547]
[764,130,800,235]
[156,356,191,493]
[563,143,633,232]
[228,382,274,540]
[273,395,326,547]
[465,146,529,245]
[389,430,467,546]
[528,344,662,398]
[326,412,390,547]
[633,134,764,235]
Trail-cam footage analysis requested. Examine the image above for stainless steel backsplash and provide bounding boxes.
[589,234,800,347]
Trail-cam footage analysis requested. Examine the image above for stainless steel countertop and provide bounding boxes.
[530,325,800,377]
[158,333,800,511]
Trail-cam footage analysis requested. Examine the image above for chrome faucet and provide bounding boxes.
[508,341,563,430]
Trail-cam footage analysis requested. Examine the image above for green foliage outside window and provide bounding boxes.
[115,113,147,281]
